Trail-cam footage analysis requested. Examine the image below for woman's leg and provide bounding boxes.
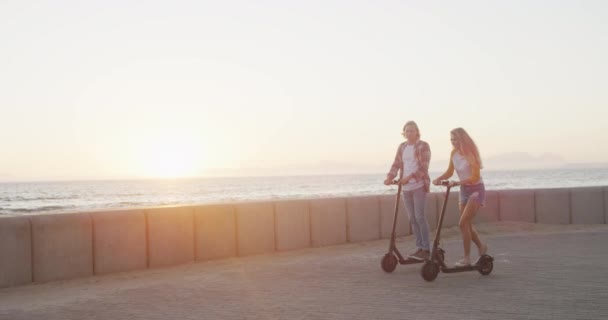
[459,201,480,263]
[470,225,486,255]
[461,202,483,251]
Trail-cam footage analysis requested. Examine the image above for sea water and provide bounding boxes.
[1,168,608,215]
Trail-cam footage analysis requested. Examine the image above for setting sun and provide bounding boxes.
[133,132,206,179]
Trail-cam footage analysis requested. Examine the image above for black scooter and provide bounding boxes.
[420,180,494,281]
[380,178,444,272]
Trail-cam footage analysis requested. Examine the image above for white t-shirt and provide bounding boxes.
[451,152,484,184]
[402,144,424,191]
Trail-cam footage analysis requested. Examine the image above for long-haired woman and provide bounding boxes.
[433,127,488,266]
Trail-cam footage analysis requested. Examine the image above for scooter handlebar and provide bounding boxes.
[390,180,451,186]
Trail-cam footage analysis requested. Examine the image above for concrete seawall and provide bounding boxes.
[1,186,606,288]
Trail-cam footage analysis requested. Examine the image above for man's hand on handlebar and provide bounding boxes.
[384,178,401,185]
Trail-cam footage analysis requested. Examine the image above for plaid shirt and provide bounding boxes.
[386,140,431,192]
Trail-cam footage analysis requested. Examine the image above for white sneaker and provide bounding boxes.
[454,258,471,267]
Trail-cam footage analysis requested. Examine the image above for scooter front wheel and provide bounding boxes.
[381,253,398,273]
[421,260,440,282]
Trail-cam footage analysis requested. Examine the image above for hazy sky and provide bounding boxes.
[1,0,607,181]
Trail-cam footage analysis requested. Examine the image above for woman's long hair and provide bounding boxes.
[451,127,483,169]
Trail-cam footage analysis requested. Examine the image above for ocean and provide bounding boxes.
[1,168,608,215]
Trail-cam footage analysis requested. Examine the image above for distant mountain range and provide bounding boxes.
[200,153,608,178]
[430,152,608,171]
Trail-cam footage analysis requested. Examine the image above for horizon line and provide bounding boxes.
[2,166,608,184]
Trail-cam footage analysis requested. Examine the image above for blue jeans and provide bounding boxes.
[402,186,430,251]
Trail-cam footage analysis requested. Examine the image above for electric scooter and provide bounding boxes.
[420,180,494,281]
[380,177,444,272]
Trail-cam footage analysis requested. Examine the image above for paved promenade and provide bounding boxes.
[1,223,607,320]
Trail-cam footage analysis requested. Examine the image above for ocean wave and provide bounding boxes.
[6,195,80,202]
[108,201,148,208]
[1,205,75,213]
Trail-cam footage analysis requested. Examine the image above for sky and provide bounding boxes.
[1,0,607,181]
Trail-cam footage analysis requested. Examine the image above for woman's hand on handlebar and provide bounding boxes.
[433,178,458,187]
[432,178,449,186]
[446,180,459,187]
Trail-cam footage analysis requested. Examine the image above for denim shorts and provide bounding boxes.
[459,183,486,207]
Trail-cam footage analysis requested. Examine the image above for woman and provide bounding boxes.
[433,127,488,266]
[384,121,432,261]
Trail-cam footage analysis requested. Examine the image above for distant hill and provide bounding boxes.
[560,162,608,169]
[440,152,608,171]
[427,152,565,172]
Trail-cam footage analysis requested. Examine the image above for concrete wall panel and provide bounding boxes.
[274,200,310,251]
[425,192,439,230]
[0,216,32,288]
[30,213,93,282]
[310,198,347,247]
[435,190,459,228]
[535,189,570,224]
[146,207,194,268]
[606,187,608,224]
[379,194,409,238]
[475,190,500,224]
[498,190,535,223]
[91,210,147,274]
[236,202,275,256]
[194,204,237,261]
[571,187,604,224]
[346,196,380,242]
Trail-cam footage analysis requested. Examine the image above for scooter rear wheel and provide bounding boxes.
[421,260,440,282]
[381,253,398,273]
[478,256,493,275]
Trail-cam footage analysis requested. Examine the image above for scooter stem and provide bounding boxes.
[388,176,403,251]
[432,184,451,250]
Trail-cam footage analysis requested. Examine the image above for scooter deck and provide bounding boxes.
[441,264,478,273]
[439,256,489,273]
[399,258,425,265]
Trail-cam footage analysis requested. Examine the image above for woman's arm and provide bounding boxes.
[433,149,456,183]
[434,160,454,182]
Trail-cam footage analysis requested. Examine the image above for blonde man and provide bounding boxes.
[384,121,432,260]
